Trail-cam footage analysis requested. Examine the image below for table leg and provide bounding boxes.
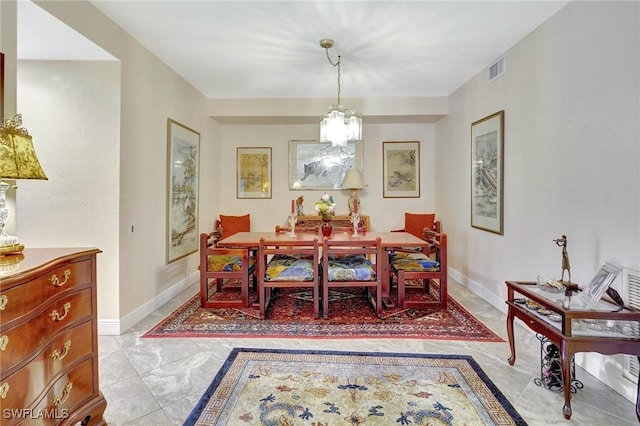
[507,305,516,366]
[561,342,573,419]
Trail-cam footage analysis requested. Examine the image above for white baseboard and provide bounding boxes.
[448,266,507,314]
[97,271,199,335]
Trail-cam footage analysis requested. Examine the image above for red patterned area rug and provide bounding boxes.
[143,285,503,341]
[184,348,527,425]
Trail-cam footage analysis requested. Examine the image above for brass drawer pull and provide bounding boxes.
[0,335,7,351]
[50,302,72,322]
[51,340,72,361]
[0,295,7,310]
[52,382,73,406]
[0,383,8,399]
[50,269,71,287]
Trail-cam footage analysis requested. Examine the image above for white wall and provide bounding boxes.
[17,60,121,319]
[435,0,640,401]
[217,123,436,232]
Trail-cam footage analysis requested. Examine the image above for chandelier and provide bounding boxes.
[319,39,362,147]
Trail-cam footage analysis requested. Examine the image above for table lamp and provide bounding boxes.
[0,114,48,255]
[341,168,364,215]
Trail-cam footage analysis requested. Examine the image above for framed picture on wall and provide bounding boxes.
[471,110,504,234]
[166,118,200,264]
[382,141,420,198]
[289,140,363,190]
[1,52,4,120]
[237,147,272,199]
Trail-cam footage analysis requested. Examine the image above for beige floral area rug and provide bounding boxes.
[184,348,527,425]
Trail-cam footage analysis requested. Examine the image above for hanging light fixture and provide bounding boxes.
[319,39,362,147]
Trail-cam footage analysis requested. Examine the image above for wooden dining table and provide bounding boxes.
[216,231,429,307]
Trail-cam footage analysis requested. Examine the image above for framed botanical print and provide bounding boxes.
[471,110,504,234]
[382,141,420,198]
[237,147,272,198]
[289,140,363,190]
[166,118,200,263]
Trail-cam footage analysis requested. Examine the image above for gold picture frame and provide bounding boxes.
[382,141,420,198]
[166,118,200,264]
[471,110,504,234]
[237,147,272,199]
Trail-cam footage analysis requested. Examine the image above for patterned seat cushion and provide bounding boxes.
[266,254,315,282]
[390,252,440,272]
[207,255,256,272]
[326,254,376,281]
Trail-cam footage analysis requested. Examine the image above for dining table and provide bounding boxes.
[216,230,429,307]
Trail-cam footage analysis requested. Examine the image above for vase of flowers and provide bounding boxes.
[314,193,336,237]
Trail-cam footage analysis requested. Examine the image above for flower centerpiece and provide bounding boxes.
[314,193,336,221]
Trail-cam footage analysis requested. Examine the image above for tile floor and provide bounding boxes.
[99,280,640,425]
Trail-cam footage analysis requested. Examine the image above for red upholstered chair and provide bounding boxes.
[392,212,440,238]
[212,214,251,246]
[199,232,255,308]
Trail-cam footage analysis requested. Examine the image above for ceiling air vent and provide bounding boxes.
[488,57,505,82]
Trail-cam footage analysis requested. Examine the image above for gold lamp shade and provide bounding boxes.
[0,114,48,256]
[1,114,48,180]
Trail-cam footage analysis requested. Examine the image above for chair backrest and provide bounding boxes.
[404,212,439,238]
[322,237,383,282]
[199,232,250,274]
[257,237,320,283]
[423,229,447,269]
[216,214,251,239]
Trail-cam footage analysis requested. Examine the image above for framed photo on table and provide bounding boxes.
[166,119,200,264]
[237,147,272,198]
[383,141,420,198]
[471,110,504,234]
[289,140,363,190]
[580,262,622,308]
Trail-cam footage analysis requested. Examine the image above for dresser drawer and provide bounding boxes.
[0,320,93,387]
[0,259,93,325]
[0,290,93,373]
[1,358,96,426]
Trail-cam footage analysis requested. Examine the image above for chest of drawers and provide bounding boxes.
[0,248,106,426]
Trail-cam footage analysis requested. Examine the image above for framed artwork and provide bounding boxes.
[237,147,272,198]
[166,118,200,264]
[471,110,504,234]
[289,140,363,190]
[580,262,622,308]
[1,52,4,120]
[382,141,420,198]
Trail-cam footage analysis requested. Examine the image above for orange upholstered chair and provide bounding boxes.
[393,212,440,238]
[213,214,251,244]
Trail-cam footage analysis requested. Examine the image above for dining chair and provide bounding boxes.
[391,230,448,310]
[213,214,251,245]
[392,212,440,238]
[199,232,255,308]
[321,237,383,318]
[257,237,320,319]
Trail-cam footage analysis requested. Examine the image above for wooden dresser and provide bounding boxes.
[0,248,107,426]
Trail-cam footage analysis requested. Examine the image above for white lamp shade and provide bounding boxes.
[342,169,364,189]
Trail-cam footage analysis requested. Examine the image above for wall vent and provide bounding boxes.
[488,57,505,81]
[622,267,640,383]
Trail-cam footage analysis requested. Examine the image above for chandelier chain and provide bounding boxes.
[325,48,341,105]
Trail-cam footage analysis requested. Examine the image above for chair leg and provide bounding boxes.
[323,284,329,319]
[397,270,406,309]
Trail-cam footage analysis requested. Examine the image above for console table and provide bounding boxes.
[505,280,640,420]
[294,214,370,231]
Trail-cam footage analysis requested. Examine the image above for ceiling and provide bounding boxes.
[17,0,570,100]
